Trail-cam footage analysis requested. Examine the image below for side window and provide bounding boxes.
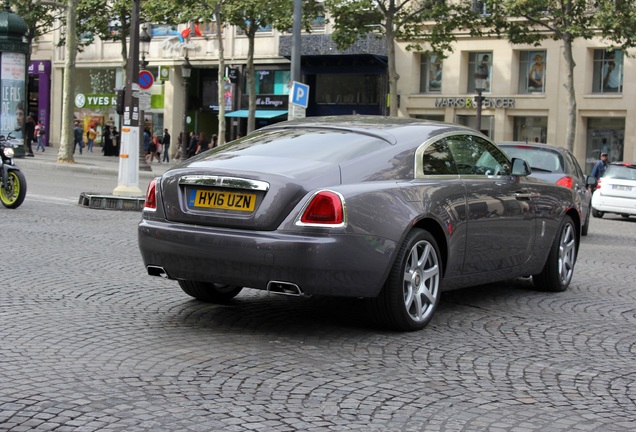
[592,49,623,93]
[447,135,511,176]
[519,50,546,93]
[421,140,458,175]
[420,53,443,93]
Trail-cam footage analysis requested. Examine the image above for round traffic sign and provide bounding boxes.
[138,70,154,90]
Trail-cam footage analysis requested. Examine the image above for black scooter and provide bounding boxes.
[0,133,27,209]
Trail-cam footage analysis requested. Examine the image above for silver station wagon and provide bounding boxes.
[138,116,581,331]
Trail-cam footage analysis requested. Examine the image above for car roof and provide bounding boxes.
[497,141,568,153]
[260,115,482,145]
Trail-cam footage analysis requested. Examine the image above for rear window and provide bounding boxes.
[605,164,636,180]
[500,146,563,173]
[219,129,390,164]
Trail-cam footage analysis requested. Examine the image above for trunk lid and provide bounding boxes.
[159,154,341,230]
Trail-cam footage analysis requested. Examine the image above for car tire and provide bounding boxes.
[178,280,243,302]
[581,205,591,236]
[532,215,577,292]
[369,228,442,331]
[592,208,604,218]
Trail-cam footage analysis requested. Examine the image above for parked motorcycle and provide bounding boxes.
[0,133,27,209]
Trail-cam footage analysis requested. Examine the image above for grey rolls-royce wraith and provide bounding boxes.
[138,116,581,331]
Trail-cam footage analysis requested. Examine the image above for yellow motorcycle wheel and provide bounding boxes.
[0,170,27,209]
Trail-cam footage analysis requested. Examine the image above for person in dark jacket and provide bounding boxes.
[187,132,198,158]
[102,125,114,156]
[73,121,84,154]
[24,115,36,156]
[162,129,171,163]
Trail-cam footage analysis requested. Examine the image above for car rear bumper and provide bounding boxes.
[138,219,396,298]
[592,194,636,216]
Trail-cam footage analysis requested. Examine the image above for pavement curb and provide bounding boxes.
[15,146,173,180]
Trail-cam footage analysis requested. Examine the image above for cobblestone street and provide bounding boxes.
[1,159,635,431]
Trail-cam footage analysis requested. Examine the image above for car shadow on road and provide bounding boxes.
[165,278,537,336]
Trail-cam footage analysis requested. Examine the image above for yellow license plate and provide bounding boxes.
[189,190,256,211]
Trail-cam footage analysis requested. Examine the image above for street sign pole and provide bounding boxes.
[288,81,309,120]
[113,0,142,197]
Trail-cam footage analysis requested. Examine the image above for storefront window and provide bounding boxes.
[315,74,381,104]
[585,117,625,173]
[253,70,290,95]
[467,52,492,93]
[519,50,546,93]
[455,114,493,139]
[592,49,623,93]
[420,53,442,93]
[73,68,120,147]
[513,116,547,143]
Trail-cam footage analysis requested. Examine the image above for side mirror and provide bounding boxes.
[586,176,597,186]
[511,158,532,176]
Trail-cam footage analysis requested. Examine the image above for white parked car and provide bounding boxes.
[592,162,636,219]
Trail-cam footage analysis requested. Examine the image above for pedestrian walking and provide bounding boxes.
[24,115,35,157]
[195,132,208,155]
[187,132,198,158]
[35,120,46,152]
[143,128,151,159]
[162,129,171,163]
[73,121,84,154]
[86,124,97,152]
[590,151,609,191]
[102,125,115,156]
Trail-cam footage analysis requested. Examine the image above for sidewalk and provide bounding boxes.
[16,145,176,179]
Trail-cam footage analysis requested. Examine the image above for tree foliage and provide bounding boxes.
[325,0,478,116]
[484,0,636,152]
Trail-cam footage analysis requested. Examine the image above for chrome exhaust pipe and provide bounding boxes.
[267,281,303,297]
[147,265,169,279]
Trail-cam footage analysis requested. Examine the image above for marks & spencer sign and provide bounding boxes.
[435,98,516,109]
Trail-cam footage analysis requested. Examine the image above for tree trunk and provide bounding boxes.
[562,34,576,153]
[216,6,226,146]
[57,0,79,163]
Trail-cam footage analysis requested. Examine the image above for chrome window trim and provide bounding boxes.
[414,131,497,179]
[179,175,270,191]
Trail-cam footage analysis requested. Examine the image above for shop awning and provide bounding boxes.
[224,110,288,119]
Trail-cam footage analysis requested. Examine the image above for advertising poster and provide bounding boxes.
[1,52,26,141]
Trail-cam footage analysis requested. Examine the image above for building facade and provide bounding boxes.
[32,16,388,157]
[396,36,635,173]
[29,14,634,172]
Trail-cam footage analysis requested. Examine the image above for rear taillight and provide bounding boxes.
[596,178,603,190]
[299,190,344,226]
[556,176,574,189]
[144,178,157,210]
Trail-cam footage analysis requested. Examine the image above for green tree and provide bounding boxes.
[12,0,65,155]
[325,0,473,117]
[224,0,319,133]
[485,0,636,152]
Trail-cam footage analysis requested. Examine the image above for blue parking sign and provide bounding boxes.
[290,81,310,108]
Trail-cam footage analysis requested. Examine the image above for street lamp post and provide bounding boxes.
[180,57,192,160]
[474,68,488,134]
[139,25,151,70]
[138,24,152,172]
